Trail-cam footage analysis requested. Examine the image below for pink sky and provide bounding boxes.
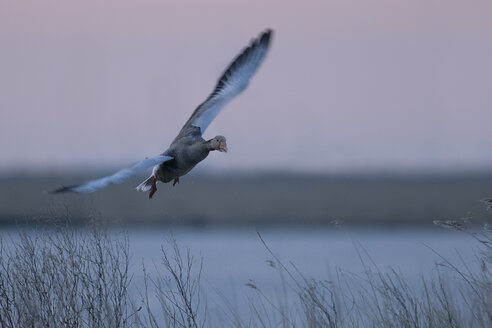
[1,0,492,173]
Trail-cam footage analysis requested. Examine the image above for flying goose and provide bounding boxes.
[53,29,273,198]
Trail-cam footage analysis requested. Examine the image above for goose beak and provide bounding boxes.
[219,141,228,153]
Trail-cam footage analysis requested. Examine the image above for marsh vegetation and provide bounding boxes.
[0,204,491,327]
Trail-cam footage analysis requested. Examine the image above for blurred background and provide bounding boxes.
[1,1,492,322]
[0,0,491,225]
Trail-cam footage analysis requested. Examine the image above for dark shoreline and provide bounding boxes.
[1,171,491,227]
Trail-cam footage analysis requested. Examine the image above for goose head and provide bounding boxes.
[208,136,228,152]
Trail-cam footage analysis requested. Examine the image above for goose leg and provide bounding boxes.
[173,177,180,186]
[149,176,157,199]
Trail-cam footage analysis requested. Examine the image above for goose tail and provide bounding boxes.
[136,175,154,192]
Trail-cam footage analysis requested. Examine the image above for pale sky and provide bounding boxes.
[1,0,491,173]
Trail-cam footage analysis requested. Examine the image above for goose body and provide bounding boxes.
[155,132,210,184]
[53,29,272,198]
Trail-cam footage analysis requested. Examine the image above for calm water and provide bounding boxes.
[130,226,477,278]
[0,226,481,319]
[127,226,479,316]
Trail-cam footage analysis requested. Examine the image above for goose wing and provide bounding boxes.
[52,155,173,194]
[174,29,273,141]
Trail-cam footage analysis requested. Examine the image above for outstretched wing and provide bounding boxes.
[175,29,273,141]
[52,155,173,194]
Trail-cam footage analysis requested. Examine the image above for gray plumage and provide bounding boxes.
[52,29,273,197]
[52,155,173,194]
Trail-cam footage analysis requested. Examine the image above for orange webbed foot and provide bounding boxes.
[173,177,180,186]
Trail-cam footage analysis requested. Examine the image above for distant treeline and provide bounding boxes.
[0,172,491,226]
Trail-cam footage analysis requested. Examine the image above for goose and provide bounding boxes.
[53,29,273,198]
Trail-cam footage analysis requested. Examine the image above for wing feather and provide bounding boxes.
[51,155,173,194]
[175,29,273,141]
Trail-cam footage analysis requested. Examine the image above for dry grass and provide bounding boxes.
[0,204,491,327]
[135,236,204,328]
[0,221,133,328]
